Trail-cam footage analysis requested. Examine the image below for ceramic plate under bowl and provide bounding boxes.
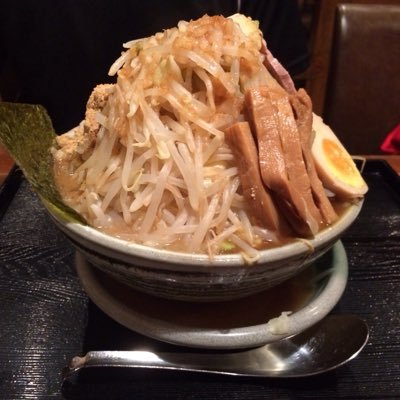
[76,241,348,350]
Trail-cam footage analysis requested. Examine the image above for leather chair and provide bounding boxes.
[323,4,400,154]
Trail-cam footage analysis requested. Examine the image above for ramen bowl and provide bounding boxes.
[44,199,363,302]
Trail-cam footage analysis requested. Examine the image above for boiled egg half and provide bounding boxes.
[312,114,368,198]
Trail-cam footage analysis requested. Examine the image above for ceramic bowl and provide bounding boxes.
[44,199,363,302]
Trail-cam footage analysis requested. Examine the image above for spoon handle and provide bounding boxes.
[66,348,268,378]
[64,315,369,380]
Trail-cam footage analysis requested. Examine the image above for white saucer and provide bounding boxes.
[76,241,348,349]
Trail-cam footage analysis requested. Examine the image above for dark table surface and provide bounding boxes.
[0,160,399,400]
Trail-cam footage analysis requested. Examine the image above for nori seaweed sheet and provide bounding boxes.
[0,102,85,223]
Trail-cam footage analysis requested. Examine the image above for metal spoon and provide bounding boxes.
[64,314,368,379]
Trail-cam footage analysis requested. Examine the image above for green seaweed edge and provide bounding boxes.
[0,102,86,224]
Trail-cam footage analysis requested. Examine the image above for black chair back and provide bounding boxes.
[324,4,400,154]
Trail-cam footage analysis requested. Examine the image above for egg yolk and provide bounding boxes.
[322,139,365,187]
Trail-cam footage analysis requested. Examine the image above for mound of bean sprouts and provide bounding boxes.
[53,15,281,260]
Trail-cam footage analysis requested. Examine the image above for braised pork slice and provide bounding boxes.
[225,122,285,232]
[244,87,287,188]
[290,89,338,224]
[268,89,322,223]
[245,87,321,236]
[260,41,296,94]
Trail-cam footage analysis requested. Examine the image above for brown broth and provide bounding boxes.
[97,198,353,255]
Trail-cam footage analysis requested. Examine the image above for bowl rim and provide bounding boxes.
[44,198,363,267]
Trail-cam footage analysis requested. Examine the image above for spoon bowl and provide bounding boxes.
[64,314,369,379]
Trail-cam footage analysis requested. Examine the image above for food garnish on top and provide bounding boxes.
[51,14,368,259]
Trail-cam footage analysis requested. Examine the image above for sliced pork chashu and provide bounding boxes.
[267,88,323,225]
[245,87,321,236]
[290,89,338,224]
[225,121,287,233]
